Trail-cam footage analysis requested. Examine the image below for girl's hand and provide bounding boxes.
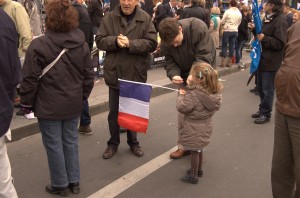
[179,88,186,95]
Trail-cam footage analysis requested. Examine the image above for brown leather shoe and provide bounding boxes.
[78,125,93,135]
[130,146,144,157]
[102,147,117,159]
[170,149,191,159]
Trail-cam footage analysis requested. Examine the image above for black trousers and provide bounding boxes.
[107,87,139,148]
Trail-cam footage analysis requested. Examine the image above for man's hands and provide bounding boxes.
[257,33,265,42]
[117,34,129,48]
[172,75,184,85]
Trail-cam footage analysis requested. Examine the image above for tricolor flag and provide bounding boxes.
[118,79,152,133]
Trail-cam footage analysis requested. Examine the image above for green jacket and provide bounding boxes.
[1,0,32,57]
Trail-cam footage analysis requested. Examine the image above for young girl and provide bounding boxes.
[176,63,223,184]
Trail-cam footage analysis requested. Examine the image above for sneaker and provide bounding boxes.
[254,115,270,124]
[78,125,93,135]
[130,145,144,157]
[186,168,203,177]
[45,185,69,197]
[181,174,198,184]
[170,149,191,159]
[102,147,118,159]
[69,182,80,194]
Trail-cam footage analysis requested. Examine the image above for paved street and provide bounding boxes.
[8,68,274,198]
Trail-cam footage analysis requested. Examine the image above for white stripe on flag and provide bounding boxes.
[119,96,149,119]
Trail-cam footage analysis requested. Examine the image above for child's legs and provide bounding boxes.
[199,151,203,171]
[191,151,200,178]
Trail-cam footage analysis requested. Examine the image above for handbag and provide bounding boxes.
[38,48,68,79]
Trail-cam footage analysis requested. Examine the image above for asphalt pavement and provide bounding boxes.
[8,65,275,198]
[10,49,252,141]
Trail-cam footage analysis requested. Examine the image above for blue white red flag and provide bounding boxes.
[118,79,152,134]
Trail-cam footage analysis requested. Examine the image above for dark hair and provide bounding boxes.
[191,0,198,6]
[229,0,237,7]
[158,18,180,46]
[45,0,78,32]
[284,2,290,8]
[183,0,190,5]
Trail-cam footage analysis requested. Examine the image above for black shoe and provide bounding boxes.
[16,109,25,116]
[102,147,118,159]
[254,115,270,124]
[186,168,203,177]
[45,185,69,197]
[251,111,261,118]
[69,182,80,194]
[250,87,258,93]
[181,174,198,184]
[130,145,144,157]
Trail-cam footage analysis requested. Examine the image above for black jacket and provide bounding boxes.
[237,14,249,41]
[0,9,21,137]
[179,5,210,28]
[259,12,288,71]
[72,2,94,50]
[20,29,94,119]
[88,0,104,27]
[154,3,176,29]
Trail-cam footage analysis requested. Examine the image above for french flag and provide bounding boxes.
[118,79,152,133]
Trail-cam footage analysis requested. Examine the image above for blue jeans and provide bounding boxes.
[38,117,80,187]
[235,40,246,63]
[221,31,238,58]
[80,100,91,126]
[257,70,276,117]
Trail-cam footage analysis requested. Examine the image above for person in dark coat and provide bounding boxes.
[235,5,249,65]
[95,0,157,159]
[0,9,19,198]
[72,0,94,134]
[251,0,288,124]
[88,0,104,34]
[179,0,210,28]
[153,0,177,30]
[158,17,216,159]
[283,3,293,28]
[20,0,94,195]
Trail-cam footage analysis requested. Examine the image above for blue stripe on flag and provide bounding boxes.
[119,80,152,102]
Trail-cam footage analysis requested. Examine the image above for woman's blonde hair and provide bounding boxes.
[189,62,223,94]
[211,7,221,15]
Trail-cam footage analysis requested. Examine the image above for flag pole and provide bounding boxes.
[118,79,179,92]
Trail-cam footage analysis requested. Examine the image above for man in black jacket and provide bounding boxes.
[73,0,94,135]
[251,0,288,124]
[179,0,210,28]
[88,0,104,34]
[0,9,20,198]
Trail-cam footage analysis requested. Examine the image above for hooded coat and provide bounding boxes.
[177,86,222,150]
[20,28,95,120]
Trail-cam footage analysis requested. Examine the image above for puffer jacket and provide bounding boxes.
[20,28,95,120]
[221,7,242,32]
[275,22,300,118]
[95,5,157,89]
[177,85,222,150]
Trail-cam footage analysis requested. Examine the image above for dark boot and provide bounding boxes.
[181,174,198,184]
[69,182,80,194]
[45,185,69,197]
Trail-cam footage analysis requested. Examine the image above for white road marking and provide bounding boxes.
[87,146,177,198]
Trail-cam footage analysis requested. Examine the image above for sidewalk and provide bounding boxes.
[10,50,252,141]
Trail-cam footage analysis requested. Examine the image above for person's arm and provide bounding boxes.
[192,20,215,65]
[161,44,182,81]
[82,43,95,100]
[176,91,195,115]
[15,5,32,53]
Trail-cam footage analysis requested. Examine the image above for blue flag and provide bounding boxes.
[250,0,262,73]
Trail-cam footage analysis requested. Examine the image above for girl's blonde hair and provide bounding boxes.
[189,62,223,94]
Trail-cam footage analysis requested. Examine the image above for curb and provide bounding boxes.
[10,64,248,141]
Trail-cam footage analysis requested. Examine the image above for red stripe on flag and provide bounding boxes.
[118,112,149,134]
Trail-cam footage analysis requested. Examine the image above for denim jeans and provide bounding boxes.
[257,70,276,117]
[107,88,139,148]
[235,40,246,63]
[80,100,91,126]
[221,31,238,58]
[38,117,80,187]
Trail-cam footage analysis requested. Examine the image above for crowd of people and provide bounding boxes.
[0,0,300,196]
